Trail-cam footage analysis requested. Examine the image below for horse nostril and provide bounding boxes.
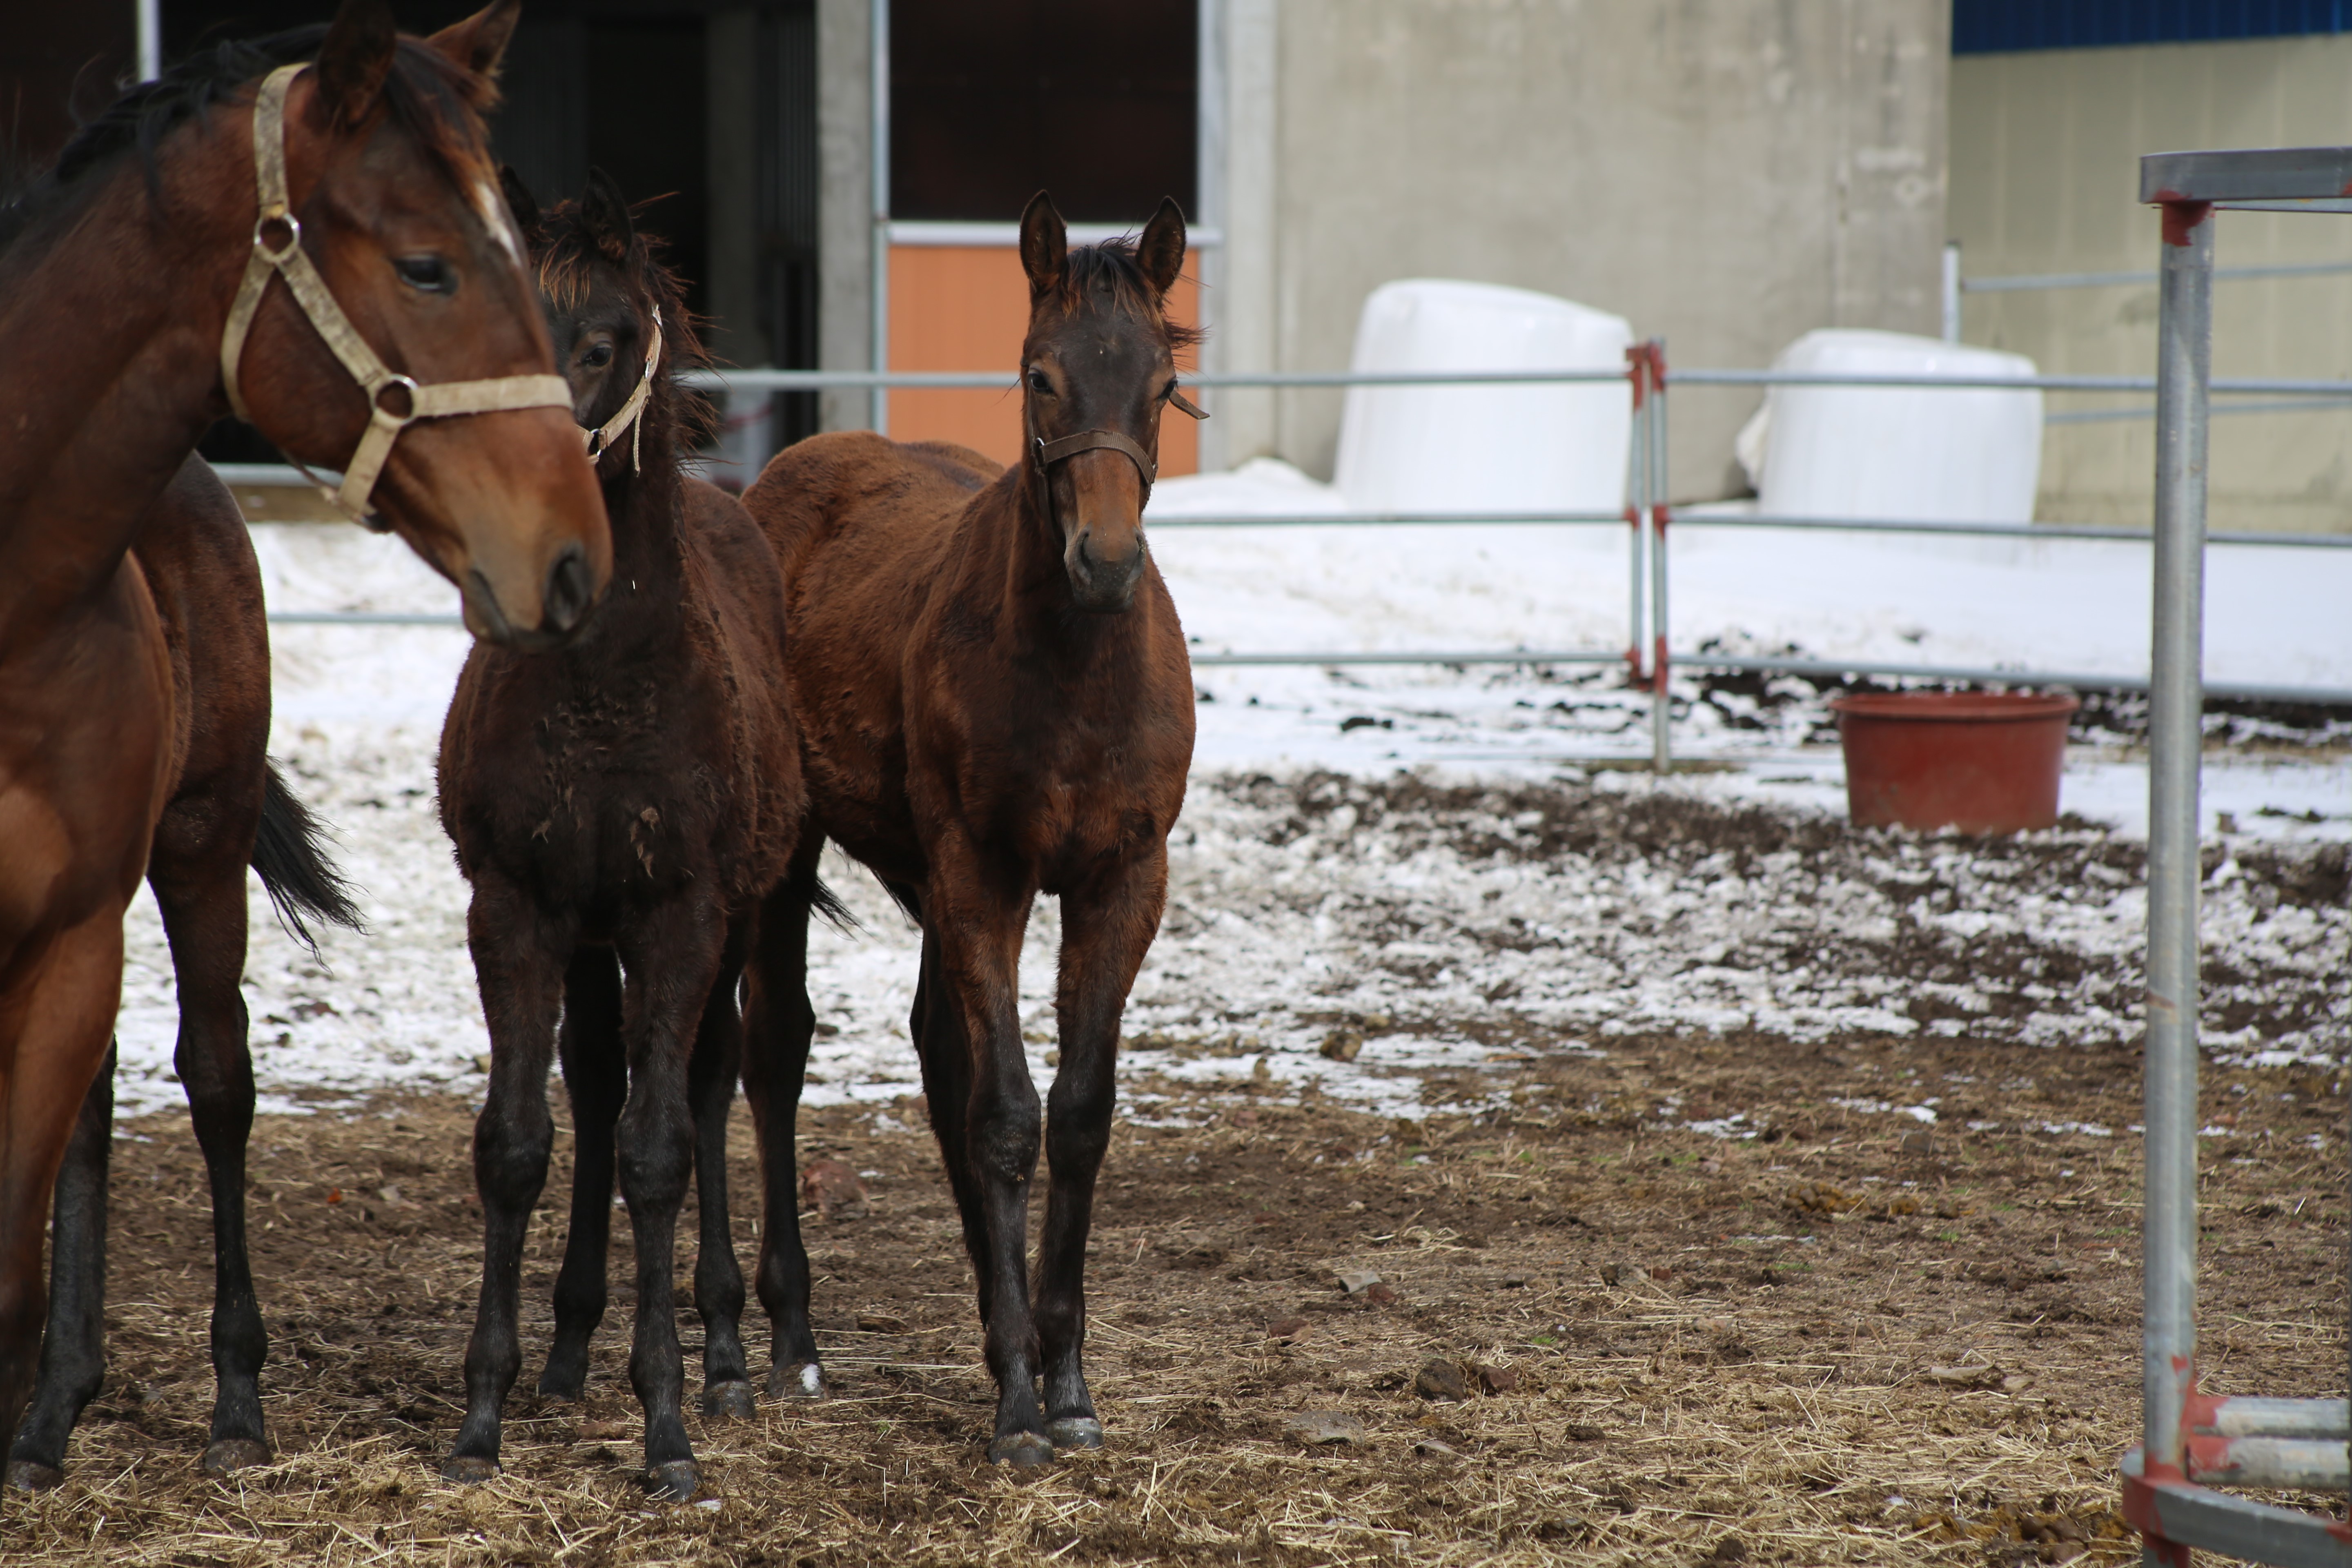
[543,544,594,635]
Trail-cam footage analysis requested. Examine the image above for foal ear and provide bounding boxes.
[1019,190,1067,298]
[425,0,523,96]
[581,166,635,259]
[314,0,398,128]
[1137,197,1187,298]
[497,165,541,242]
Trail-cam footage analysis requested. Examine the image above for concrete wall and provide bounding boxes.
[817,0,875,433]
[1951,35,2352,534]
[1216,0,1952,500]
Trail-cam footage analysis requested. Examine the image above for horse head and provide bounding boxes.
[1016,190,1198,614]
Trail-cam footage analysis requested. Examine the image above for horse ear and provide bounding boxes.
[498,165,540,241]
[425,0,523,94]
[1019,190,1067,298]
[314,0,398,128]
[1137,197,1187,298]
[581,167,635,258]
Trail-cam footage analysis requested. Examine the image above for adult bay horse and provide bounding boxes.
[438,170,808,1498]
[8,457,360,1491]
[0,0,609,1452]
[739,192,1199,1466]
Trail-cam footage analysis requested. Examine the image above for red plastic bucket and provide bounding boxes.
[1829,691,2080,833]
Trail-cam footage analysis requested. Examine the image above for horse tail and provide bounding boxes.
[251,760,366,954]
[809,875,861,935]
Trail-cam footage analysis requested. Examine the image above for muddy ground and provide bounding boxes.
[2,1030,2345,1567]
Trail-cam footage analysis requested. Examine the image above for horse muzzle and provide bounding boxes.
[1063,526,1145,613]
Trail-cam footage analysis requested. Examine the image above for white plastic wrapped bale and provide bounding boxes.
[1754,329,2042,524]
[1331,280,1635,517]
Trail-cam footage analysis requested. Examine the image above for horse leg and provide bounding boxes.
[0,909,128,1458]
[152,856,273,1477]
[687,924,753,1420]
[5,1042,113,1490]
[539,946,621,1401]
[905,915,991,1322]
[613,900,727,1499]
[741,864,824,1401]
[1037,850,1168,1451]
[443,885,572,1483]
[920,852,1048,1467]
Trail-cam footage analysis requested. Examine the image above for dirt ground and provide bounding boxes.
[2,1027,2345,1566]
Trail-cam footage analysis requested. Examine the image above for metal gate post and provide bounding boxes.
[869,0,892,435]
[2143,196,2213,1533]
[1625,347,1649,694]
[1646,341,1672,773]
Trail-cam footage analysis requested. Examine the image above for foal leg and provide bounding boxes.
[154,855,272,1476]
[443,885,572,1483]
[1038,851,1168,1450]
[741,869,824,1400]
[539,946,622,1401]
[0,909,129,1460]
[905,918,990,1320]
[613,901,728,1499]
[918,853,1049,1467]
[687,925,754,1420]
[6,1043,114,1490]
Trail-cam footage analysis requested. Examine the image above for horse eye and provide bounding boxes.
[1027,368,1054,395]
[582,343,615,370]
[393,254,452,294]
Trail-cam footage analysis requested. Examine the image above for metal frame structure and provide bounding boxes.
[2119,146,2352,1568]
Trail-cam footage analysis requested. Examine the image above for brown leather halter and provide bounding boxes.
[218,64,574,523]
[1027,388,1207,513]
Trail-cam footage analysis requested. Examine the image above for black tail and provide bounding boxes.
[810,875,861,935]
[252,761,365,955]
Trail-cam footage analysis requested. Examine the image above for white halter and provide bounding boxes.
[218,64,574,523]
[581,305,662,473]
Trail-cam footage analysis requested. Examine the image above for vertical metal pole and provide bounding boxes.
[1941,241,1962,344]
[136,0,162,81]
[1648,342,1671,773]
[1625,350,1648,697]
[2143,198,2212,1512]
[869,0,891,435]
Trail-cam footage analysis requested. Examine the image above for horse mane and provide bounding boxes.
[531,195,717,450]
[0,27,500,261]
[1057,238,1205,358]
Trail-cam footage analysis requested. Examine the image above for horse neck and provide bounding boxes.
[584,409,692,642]
[0,143,249,641]
[979,468,1148,661]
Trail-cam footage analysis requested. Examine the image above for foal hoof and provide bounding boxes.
[701,1380,757,1421]
[643,1459,700,1500]
[766,1361,824,1401]
[985,1431,1056,1470]
[439,1454,501,1485]
[1046,1417,1105,1450]
[4,1459,64,1493]
[200,1439,274,1477]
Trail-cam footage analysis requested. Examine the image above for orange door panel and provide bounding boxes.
[886,245,1198,476]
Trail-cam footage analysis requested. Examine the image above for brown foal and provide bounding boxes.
[0,0,608,1453]
[739,192,1200,1466]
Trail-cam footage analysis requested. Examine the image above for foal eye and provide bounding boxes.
[581,343,615,370]
[1027,368,1055,395]
[393,254,452,294]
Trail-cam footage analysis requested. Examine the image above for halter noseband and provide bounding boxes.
[581,305,662,473]
[218,64,574,525]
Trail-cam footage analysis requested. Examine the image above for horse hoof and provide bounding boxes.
[766,1361,824,1401]
[439,1454,501,1485]
[4,1459,64,1492]
[1046,1417,1105,1450]
[200,1439,274,1477]
[701,1381,757,1421]
[986,1431,1056,1469]
[535,1372,586,1401]
[644,1459,699,1500]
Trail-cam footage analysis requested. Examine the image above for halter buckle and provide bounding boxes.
[372,374,421,425]
[253,207,301,263]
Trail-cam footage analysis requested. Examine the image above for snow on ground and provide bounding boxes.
[109,506,2349,1123]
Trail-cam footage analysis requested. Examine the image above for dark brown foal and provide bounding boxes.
[437,172,805,1499]
[739,193,1199,1466]
[7,457,359,1491]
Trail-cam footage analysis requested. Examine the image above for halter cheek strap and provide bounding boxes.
[581,305,662,474]
[218,64,574,524]
[1027,388,1208,512]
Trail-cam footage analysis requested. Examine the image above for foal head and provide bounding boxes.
[1017,191,1197,613]
[506,167,699,484]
